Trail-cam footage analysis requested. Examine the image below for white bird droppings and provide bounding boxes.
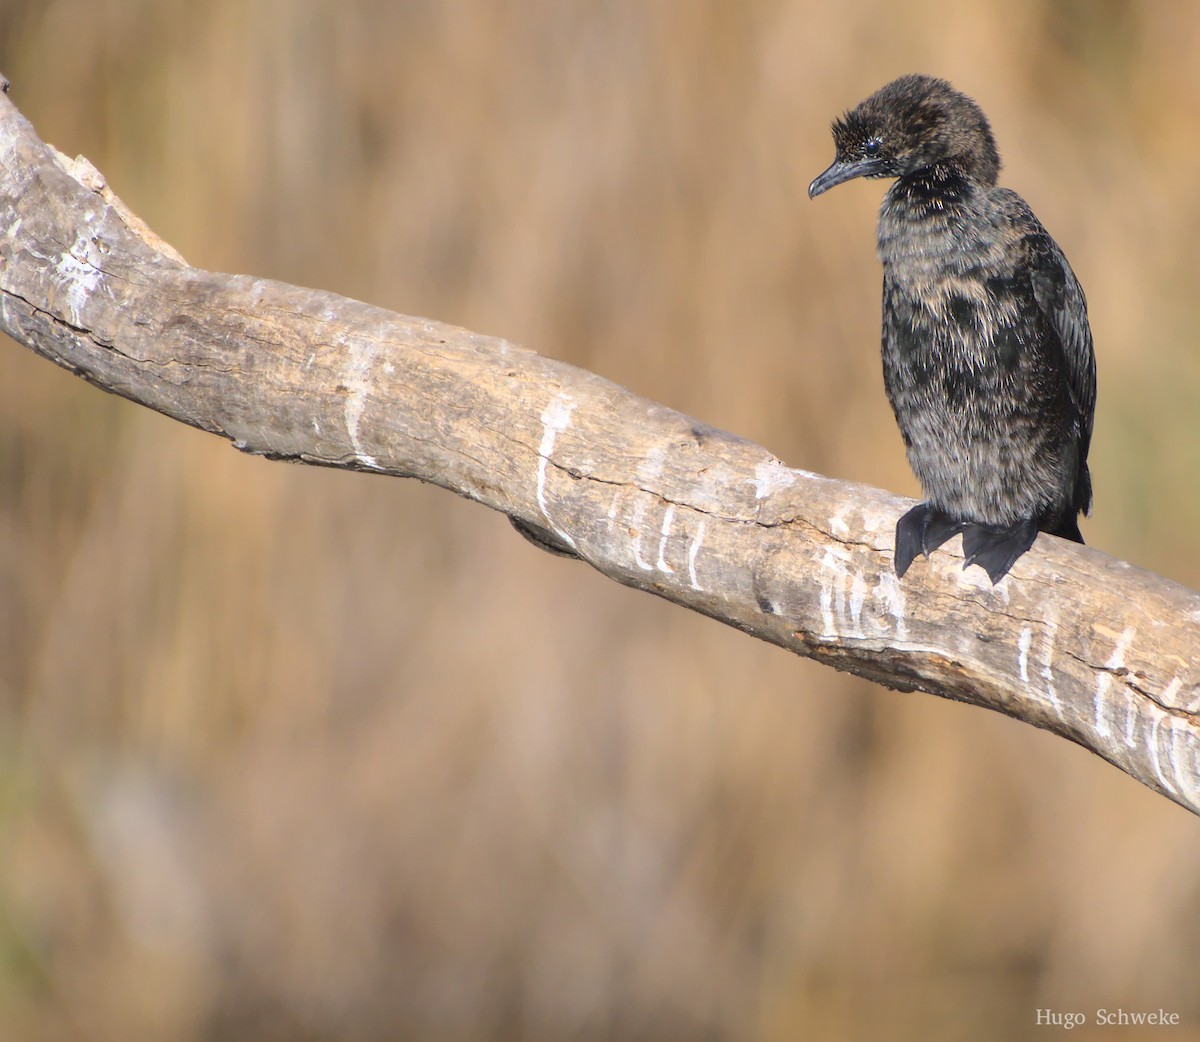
[753,459,795,500]
[1017,627,1032,684]
[54,234,107,325]
[655,505,676,573]
[1039,604,1063,720]
[687,521,707,591]
[830,508,851,539]
[342,337,381,469]
[1093,627,1136,740]
[872,569,909,642]
[536,393,579,551]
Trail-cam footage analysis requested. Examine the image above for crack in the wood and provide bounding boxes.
[512,441,887,546]
[1098,664,1200,723]
[472,417,887,541]
[3,288,97,340]
[3,288,242,373]
[1048,640,1199,722]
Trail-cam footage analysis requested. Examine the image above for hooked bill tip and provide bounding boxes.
[807,156,876,199]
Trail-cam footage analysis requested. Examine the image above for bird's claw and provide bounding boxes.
[894,502,966,577]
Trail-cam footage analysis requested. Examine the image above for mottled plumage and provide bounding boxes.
[809,75,1096,583]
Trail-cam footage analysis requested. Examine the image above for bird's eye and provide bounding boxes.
[864,137,883,158]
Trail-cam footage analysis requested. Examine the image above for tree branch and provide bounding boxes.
[2,81,1197,814]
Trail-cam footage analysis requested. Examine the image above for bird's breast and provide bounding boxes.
[877,193,1018,335]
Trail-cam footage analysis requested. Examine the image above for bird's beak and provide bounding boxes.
[808,157,880,199]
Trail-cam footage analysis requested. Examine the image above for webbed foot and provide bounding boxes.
[960,518,1039,584]
[894,503,966,577]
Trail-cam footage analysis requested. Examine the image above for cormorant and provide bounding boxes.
[808,75,1096,583]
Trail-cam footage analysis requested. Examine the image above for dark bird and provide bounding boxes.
[808,75,1096,583]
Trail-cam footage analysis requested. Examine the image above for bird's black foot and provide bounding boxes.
[960,518,1039,584]
[894,503,966,577]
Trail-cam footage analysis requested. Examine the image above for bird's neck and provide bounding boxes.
[888,162,978,212]
[877,165,997,275]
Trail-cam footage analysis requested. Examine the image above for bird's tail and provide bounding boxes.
[1044,513,1084,545]
[1075,462,1093,517]
[1050,460,1092,545]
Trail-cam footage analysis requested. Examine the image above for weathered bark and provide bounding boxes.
[1,80,1197,814]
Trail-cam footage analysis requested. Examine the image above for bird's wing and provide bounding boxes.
[998,190,1097,456]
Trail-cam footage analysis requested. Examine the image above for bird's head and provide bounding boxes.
[808,74,1001,199]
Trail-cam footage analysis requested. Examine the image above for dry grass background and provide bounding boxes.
[2,1,1200,1039]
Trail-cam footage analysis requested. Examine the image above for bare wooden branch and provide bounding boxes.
[2,83,1197,814]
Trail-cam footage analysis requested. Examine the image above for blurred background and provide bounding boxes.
[2,2,1199,1039]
